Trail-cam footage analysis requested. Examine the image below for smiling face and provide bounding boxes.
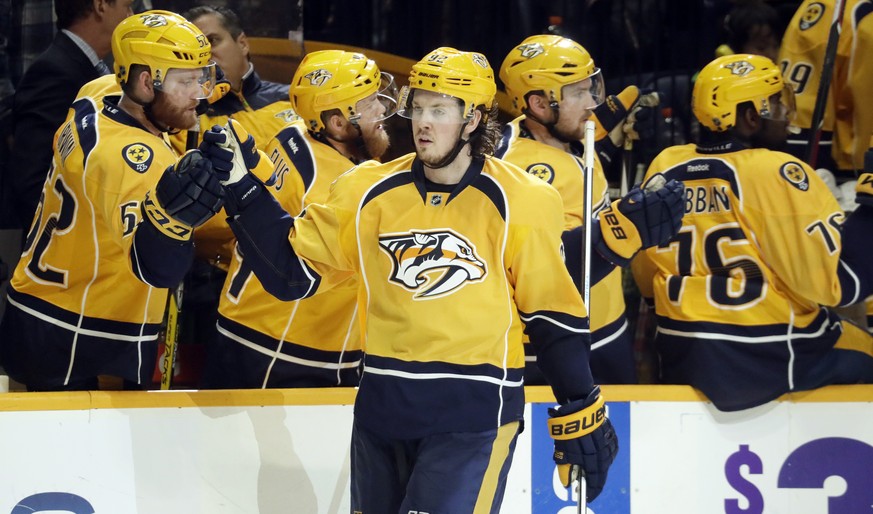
[408,89,471,167]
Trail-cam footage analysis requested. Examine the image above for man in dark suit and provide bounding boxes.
[9,0,133,230]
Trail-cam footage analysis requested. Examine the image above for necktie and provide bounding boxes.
[95,60,112,76]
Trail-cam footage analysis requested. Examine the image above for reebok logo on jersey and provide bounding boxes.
[780,162,809,191]
[122,143,153,174]
[379,229,486,300]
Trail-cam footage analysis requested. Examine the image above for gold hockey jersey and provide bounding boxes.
[779,0,873,171]
[496,116,627,348]
[632,140,868,409]
[8,90,176,343]
[217,123,361,384]
[229,154,593,438]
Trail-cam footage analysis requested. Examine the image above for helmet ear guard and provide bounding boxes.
[692,54,790,132]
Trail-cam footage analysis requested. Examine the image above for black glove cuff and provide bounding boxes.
[224,174,266,216]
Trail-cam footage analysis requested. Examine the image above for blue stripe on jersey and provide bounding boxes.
[519,308,589,333]
[656,308,844,411]
[361,171,414,208]
[7,288,161,342]
[854,1,873,28]
[229,191,321,301]
[656,309,839,343]
[71,98,98,169]
[493,123,515,158]
[278,124,316,193]
[661,157,742,202]
[216,315,362,368]
[356,354,525,438]
[473,174,507,221]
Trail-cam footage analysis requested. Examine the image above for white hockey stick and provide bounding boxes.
[577,119,597,514]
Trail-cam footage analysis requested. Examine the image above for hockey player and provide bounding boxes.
[779,0,873,177]
[196,47,667,509]
[497,34,684,384]
[632,53,873,411]
[200,49,395,388]
[0,11,231,391]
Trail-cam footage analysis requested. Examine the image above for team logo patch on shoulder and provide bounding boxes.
[800,3,825,30]
[780,161,809,191]
[122,143,153,173]
[526,163,555,183]
[379,229,487,300]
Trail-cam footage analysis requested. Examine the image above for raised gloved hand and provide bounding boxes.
[592,85,660,152]
[142,150,224,241]
[548,386,618,502]
[196,64,232,116]
[856,150,873,207]
[198,119,277,213]
[596,173,685,265]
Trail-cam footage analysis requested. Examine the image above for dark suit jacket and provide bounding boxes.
[9,32,105,229]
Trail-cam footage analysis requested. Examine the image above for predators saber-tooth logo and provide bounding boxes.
[379,230,486,299]
[516,42,544,59]
[304,69,332,87]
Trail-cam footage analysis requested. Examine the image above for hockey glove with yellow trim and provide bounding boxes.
[143,150,225,241]
[548,386,618,502]
[596,173,684,266]
[196,64,232,115]
[855,151,873,207]
[592,85,660,165]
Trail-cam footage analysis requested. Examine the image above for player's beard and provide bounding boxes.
[362,124,390,160]
[150,91,198,131]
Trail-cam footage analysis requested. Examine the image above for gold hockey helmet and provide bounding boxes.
[112,10,214,98]
[499,35,604,115]
[693,53,794,132]
[291,50,397,133]
[400,47,496,121]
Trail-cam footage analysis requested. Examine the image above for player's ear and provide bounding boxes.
[463,108,482,136]
[237,31,250,59]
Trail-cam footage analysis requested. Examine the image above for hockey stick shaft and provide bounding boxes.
[804,0,847,167]
[576,119,596,514]
[160,283,183,390]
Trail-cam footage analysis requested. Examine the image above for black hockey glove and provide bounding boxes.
[200,120,277,214]
[195,64,232,116]
[855,151,873,207]
[596,173,685,265]
[548,386,618,502]
[592,86,660,165]
[142,150,224,241]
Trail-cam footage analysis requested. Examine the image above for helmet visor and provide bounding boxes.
[760,84,796,124]
[396,87,469,126]
[351,72,398,125]
[155,62,217,100]
[560,68,605,110]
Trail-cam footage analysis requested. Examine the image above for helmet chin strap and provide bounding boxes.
[129,88,172,133]
[416,121,470,170]
[525,100,576,144]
